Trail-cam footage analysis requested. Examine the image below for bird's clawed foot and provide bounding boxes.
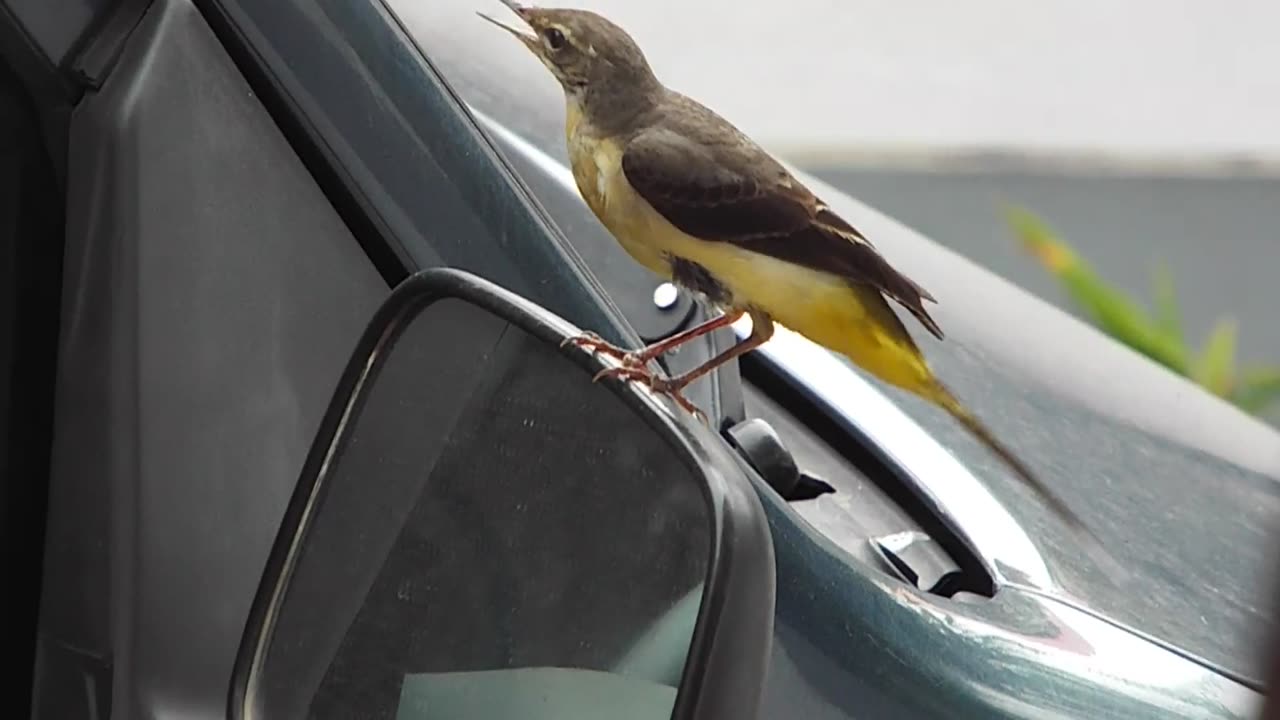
[591,364,708,424]
[564,330,708,423]
[560,331,645,366]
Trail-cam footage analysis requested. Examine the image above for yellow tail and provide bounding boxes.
[807,286,1083,526]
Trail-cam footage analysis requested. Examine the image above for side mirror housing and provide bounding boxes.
[229,268,776,720]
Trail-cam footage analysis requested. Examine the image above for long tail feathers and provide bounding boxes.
[934,387,1081,527]
[928,381,1131,584]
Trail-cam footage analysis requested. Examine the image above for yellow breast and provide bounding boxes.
[564,101,677,278]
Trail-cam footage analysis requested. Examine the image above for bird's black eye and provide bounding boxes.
[544,27,566,50]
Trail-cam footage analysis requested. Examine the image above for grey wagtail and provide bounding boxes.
[479,1,1119,555]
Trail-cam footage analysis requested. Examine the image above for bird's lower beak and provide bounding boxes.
[477,0,537,48]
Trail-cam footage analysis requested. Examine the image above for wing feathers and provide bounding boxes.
[622,129,943,340]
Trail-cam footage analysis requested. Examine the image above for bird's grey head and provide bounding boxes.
[478,1,663,129]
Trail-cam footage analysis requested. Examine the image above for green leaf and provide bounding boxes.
[1003,204,1189,373]
[1233,366,1280,413]
[1191,317,1238,396]
[1002,205,1076,273]
[1150,261,1183,346]
[1003,202,1280,422]
[1066,272,1191,373]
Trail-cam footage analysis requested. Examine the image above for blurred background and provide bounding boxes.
[461,0,1280,423]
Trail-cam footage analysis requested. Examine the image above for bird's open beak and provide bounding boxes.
[477,0,537,49]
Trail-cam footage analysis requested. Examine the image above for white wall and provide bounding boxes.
[450,0,1280,165]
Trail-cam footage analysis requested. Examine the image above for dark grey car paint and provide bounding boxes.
[36,1,386,716]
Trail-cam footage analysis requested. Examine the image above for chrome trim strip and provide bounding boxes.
[470,106,1055,590]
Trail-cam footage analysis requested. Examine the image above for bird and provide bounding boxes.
[477,0,1117,556]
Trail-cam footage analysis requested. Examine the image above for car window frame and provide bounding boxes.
[193,0,637,347]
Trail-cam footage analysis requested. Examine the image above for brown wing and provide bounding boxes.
[621,127,943,340]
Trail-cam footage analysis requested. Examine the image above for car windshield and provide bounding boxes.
[209,0,1280,688]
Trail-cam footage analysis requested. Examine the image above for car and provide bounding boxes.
[4,0,1277,718]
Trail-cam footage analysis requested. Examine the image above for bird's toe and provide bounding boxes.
[592,364,655,385]
[562,330,631,360]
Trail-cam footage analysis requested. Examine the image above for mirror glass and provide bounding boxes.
[242,298,712,720]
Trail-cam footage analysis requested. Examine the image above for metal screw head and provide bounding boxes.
[652,282,680,310]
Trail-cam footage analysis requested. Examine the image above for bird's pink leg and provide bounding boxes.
[560,310,744,367]
[592,311,773,423]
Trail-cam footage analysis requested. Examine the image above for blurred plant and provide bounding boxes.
[1003,204,1280,417]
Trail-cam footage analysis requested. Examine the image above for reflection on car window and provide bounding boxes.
[386,0,603,216]
[206,0,632,344]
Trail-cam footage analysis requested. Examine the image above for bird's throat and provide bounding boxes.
[564,99,611,219]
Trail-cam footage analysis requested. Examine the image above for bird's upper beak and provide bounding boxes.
[477,0,538,50]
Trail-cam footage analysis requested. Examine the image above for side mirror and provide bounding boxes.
[229,268,776,720]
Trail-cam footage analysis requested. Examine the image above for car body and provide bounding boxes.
[3,0,1277,718]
